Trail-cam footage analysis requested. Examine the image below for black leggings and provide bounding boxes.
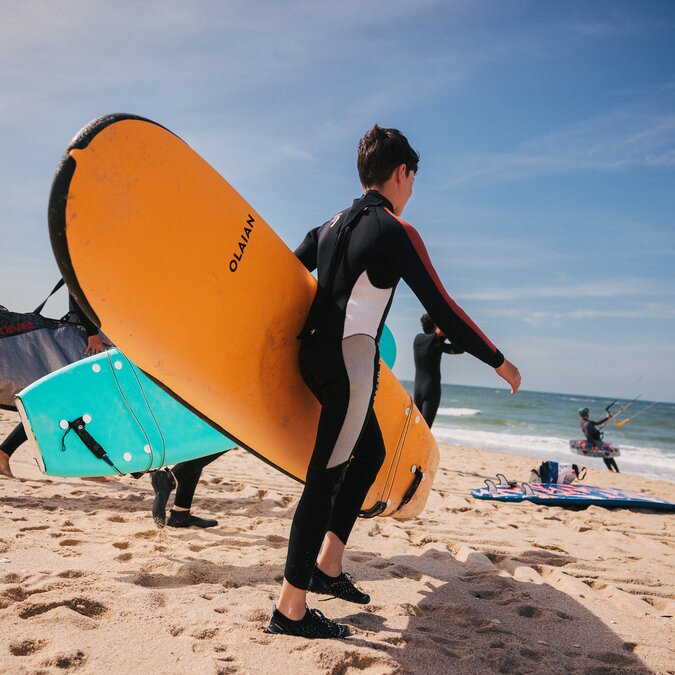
[171,452,225,509]
[284,338,386,590]
[0,423,27,457]
[414,384,441,428]
[603,457,620,472]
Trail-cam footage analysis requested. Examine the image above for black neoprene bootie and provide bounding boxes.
[150,468,176,528]
[265,605,350,639]
[166,510,218,528]
[309,567,370,604]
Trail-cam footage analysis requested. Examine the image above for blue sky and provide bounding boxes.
[1,1,674,402]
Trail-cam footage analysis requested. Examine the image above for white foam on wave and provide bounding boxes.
[432,424,675,483]
[436,407,481,417]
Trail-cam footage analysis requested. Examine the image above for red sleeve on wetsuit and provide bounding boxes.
[381,208,504,368]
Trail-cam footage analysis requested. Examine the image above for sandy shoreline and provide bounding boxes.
[0,408,673,674]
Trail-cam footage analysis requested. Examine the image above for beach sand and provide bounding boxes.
[0,408,673,674]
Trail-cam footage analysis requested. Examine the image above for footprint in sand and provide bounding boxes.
[516,604,545,619]
[214,653,240,675]
[57,570,87,579]
[264,534,287,548]
[389,564,423,581]
[115,552,133,562]
[18,524,49,532]
[1,572,30,584]
[19,597,107,620]
[192,627,219,640]
[112,541,130,550]
[40,650,87,670]
[372,560,393,570]
[9,638,47,656]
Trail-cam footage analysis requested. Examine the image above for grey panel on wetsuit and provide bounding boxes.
[327,334,377,469]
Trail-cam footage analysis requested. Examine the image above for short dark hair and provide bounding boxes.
[357,124,419,187]
[420,313,436,334]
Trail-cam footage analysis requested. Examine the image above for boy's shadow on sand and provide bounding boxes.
[333,548,649,674]
[113,543,651,673]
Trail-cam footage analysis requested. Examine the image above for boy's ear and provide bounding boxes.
[395,163,407,183]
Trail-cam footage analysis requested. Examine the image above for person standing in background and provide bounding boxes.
[413,313,464,427]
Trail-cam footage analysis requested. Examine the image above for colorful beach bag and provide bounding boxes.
[530,461,586,485]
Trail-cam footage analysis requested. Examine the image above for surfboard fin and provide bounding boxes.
[521,483,534,496]
[485,479,498,495]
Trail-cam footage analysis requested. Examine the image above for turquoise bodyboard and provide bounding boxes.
[380,324,397,369]
[16,349,236,477]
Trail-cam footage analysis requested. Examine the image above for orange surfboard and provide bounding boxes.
[48,114,438,518]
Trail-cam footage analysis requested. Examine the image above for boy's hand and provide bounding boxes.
[496,359,521,394]
[84,334,112,356]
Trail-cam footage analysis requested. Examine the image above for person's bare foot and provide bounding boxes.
[0,450,14,478]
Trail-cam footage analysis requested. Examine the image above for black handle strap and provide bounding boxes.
[61,416,124,476]
[32,279,66,314]
[394,465,425,513]
[358,500,388,519]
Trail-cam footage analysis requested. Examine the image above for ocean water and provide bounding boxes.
[401,382,675,484]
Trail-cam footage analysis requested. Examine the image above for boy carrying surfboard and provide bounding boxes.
[267,125,521,639]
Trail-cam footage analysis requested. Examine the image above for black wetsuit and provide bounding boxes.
[286,190,504,590]
[413,333,463,427]
[1,297,227,495]
[171,452,225,508]
[580,416,619,472]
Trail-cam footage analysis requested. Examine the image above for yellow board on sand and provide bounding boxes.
[48,115,438,519]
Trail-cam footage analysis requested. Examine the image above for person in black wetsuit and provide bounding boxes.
[0,292,224,526]
[578,407,619,472]
[413,313,464,427]
[266,125,521,640]
[0,295,110,478]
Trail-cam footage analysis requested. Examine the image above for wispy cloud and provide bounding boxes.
[522,303,675,324]
[460,278,675,302]
[446,110,675,186]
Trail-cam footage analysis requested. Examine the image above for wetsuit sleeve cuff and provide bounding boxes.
[490,350,505,369]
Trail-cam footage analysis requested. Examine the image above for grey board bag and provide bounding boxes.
[0,280,87,410]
